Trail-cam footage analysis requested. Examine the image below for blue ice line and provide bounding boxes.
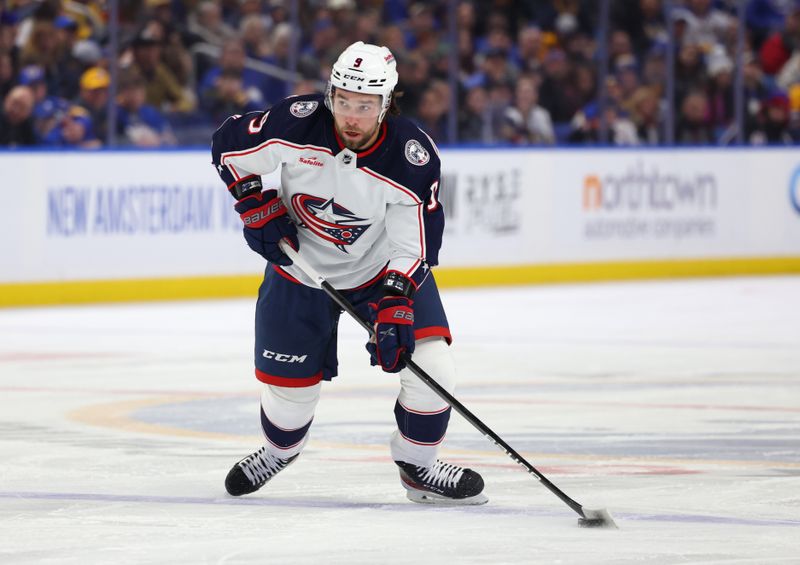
[1,491,798,528]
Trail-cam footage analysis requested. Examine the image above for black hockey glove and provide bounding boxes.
[234,189,298,266]
[366,272,418,373]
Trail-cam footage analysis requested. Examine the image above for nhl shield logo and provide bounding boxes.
[405,139,430,166]
[290,100,319,118]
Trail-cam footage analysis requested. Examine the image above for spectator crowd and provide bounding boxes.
[1,0,800,148]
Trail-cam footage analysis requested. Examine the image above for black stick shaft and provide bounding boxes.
[319,279,589,519]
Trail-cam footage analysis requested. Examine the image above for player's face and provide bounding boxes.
[332,89,382,151]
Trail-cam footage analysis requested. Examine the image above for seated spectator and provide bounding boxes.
[749,90,795,144]
[187,0,237,47]
[705,46,734,131]
[414,84,448,143]
[77,66,110,141]
[615,55,641,101]
[128,29,195,113]
[240,13,272,60]
[568,102,639,145]
[18,65,48,104]
[479,47,518,92]
[116,70,176,147]
[0,11,20,57]
[52,14,84,99]
[514,25,545,73]
[42,104,101,148]
[31,95,70,142]
[458,85,493,144]
[627,85,664,144]
[608,29,636,71]
[675,42,708,107]
[0,85,37,147]
[538,48,575,123]
[676,90,714,144]
[200,68,263,124]
[198,38,267,110]
[502,74,555,144]
[19,18,58,80]
[395,52,430,118]
[298,18,339,81]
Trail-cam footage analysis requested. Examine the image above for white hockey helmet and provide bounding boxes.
[326,41,398,123]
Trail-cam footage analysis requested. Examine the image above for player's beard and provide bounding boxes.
[336,121,381,152]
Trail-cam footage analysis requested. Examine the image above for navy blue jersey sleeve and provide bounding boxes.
[396,120,444,267]
[210,94,325,190]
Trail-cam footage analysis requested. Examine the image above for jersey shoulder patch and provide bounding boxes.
[289,99,319,118]
[404,139,430,166]
[256,93,328,145]
[390,116,440,170]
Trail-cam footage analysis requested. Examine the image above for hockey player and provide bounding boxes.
[211,41,486,505]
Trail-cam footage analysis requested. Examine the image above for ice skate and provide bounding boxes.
[396,460,488,505]
[225,446,298,496]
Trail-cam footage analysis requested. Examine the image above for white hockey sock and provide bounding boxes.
[390,338,456,468]
[259,382,321,459]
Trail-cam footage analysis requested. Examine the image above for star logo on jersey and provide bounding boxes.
[291,194,371,252]
[290,100,319,118]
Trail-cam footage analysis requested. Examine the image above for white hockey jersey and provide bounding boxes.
[211,93,444,289]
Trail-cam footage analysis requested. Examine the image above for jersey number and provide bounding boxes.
[248,111,269,134]
[427,180,440,212]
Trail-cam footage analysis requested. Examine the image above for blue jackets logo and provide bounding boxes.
[405,139,430,166]
[291,194,370,252]
[290,100,319,118]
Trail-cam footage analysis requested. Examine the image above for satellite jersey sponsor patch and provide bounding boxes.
[290,100,319,118]
[405,139,430,166]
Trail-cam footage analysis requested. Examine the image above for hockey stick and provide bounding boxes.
[278,241,617,529]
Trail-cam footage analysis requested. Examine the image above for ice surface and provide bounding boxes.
[1,276,799,564]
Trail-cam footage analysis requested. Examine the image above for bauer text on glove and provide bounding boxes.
[366,296,415,373]
[234,189,298,266]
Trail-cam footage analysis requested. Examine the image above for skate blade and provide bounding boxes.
[405,489,489,506]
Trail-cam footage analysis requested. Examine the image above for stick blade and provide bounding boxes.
[578,508,618,529]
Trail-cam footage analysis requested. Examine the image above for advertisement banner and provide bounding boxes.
[0,152,280,282]
[1,148,799,288]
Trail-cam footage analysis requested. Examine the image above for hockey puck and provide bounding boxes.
[578,518,606,528]
[578,508,618,529]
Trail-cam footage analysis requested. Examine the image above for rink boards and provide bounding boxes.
[1,147,799,306]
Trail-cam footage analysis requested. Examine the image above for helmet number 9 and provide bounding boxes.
[353,57,363,68]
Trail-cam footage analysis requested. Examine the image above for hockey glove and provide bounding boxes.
[234,189,298,266]
[366,296,415,373]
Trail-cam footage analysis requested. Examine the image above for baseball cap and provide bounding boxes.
[72,39,103,65]
[80,67,111,90]
[54,15,78,30]
[19,65,45,85]
[33,97,69,120]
